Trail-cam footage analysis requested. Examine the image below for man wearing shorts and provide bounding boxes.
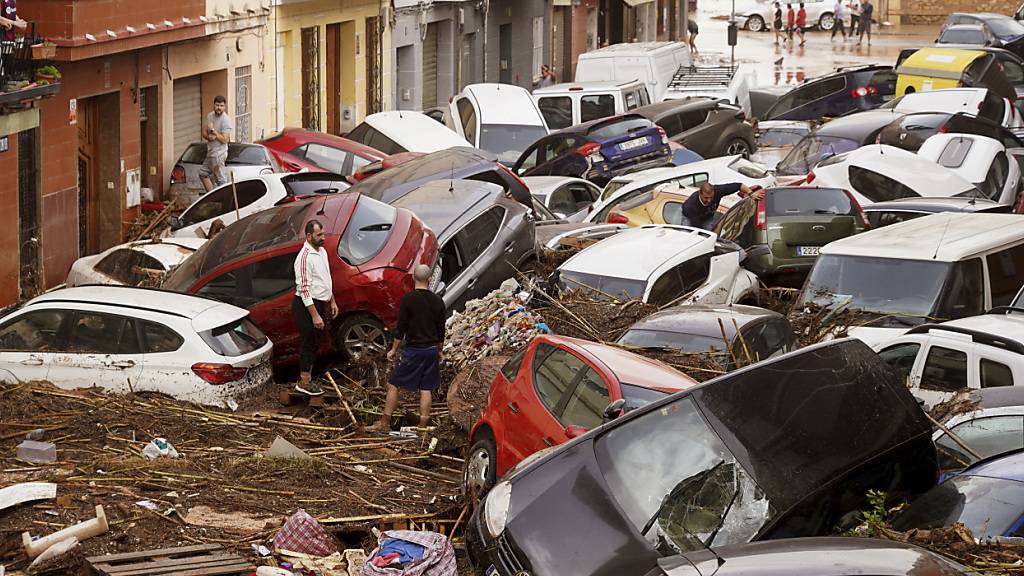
[368,265,446,431]
[199,95,233,193]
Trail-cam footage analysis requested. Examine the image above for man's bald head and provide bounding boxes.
[413,264,432,284]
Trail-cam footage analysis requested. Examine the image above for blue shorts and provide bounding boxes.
[389,346,440,391]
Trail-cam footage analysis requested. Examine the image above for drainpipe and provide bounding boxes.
[482,0,490,82]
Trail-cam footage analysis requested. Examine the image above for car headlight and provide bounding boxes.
[484,480,513,538]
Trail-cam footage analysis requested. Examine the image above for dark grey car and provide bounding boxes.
[864,197,1010,228]
[634,98,757,159]
[392,180,535,312]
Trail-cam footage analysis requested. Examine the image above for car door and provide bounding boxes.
[914,341,973,406]
[132,319,188,396]
[449,207,507,310]
[454,96,480,147]
[558,366,615,437]
[47,311,144,394]
[0,309,67,383]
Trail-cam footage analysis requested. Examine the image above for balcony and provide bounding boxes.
[0,32,61,115]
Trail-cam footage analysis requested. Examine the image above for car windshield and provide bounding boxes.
[557,270,647,301]
[758,128,809,147]
[589,117,653,140]
[338,196,396,265]
[891,475,1024,540]
[595,395,770,554]
[619,328,731,355]
[480,124,549,166]
[776,136,860,176]
[983,16,1024,37]
[940,28,987,44]
[728,157,768,179]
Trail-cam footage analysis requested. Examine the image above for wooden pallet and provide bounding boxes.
[86,543,254,576]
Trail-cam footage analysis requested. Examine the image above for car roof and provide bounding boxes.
[533,80,646,94]
[864,196,1003,212]
[935,311,1024,344]
[960,449,1024,482]
[943,23,988,30]
[391,179,503,238]
[966,385,1024,409]
[551,113,649,136]
[271,127,386,159]
[892,88,993,114]
[607,156,735,188]
[625,304,782,339]
[522,176,592,196]
[918,133,1005,183]
[462,84,545,126]
[549,335,696,392]
[126,238,206,264]
[559,225,715,280]
[634,98,716,118]
[820,213,1024,261]
[827,144,976,192]
[815,109,905,139]
[346,146,499,202]
[362,111,471,151]
[578,41,684,55]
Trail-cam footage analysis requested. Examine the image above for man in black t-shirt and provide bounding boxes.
[367,264,446,431]
[679,182,764,230]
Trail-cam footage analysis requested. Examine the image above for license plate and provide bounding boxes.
[618,137,649,151]
[797,246,820,256]
[485,565,499,576]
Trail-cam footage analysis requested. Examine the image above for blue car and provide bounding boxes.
[761,65,897,122]
[892,449,1024,541]
[512,114,671,187]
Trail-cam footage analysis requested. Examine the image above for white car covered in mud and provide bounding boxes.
[66,238,206,287]
[551,225,759,306]
[0,286,273,408]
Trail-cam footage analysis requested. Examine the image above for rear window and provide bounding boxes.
[283,176,350,198]
[619,328,729,353]
[588,117,653,140]
[776,135,860,176]
[848,165,919,202]
[226,145,270,165]
[201,317,268,356]
[181,144,208,164]
[939,27,986,44]
[338,196,397,265]
[767,188,854,216]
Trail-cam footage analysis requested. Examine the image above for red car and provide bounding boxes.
[258,127,387,177]
[465,335,697,493]
[351,152,425,182]
[163,192,438,366]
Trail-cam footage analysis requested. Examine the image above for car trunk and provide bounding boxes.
[774,214,857,258]
[765,187,862,258]
[599,127,665,167]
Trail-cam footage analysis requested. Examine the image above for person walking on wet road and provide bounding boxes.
[292,219,338,397]
[831,0,847,40]
[367,265,446,432]
[773,2,785,44]
[680,183,764,230]
[796,3,807,46]
[858,0,873,45]
[848,0,860,36]
[785,4,795,44]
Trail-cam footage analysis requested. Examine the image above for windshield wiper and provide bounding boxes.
[704,485,741,547]
[641,460,725,537]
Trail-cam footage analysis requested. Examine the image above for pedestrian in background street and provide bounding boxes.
[534,64,556,88]
[687,18,699,53]
[773,2,786,45]
[849,0,861,37]
[199,95,233,193]
[292,219,338,397]
[796,2,807,46]
[858,0,873,45]
[786,4,795,44]
[367,265,446,432]
[831,0,847,40]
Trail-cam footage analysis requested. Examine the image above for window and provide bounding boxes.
[367,128,404,155]
[560,368,609,430]
[303,143,348,174]
[980,151,1009,201]
[178,180,268,227]
[936,138,973,169]
[648,254,712,306]
[580,94,615,123]
[141,321,184,353]
[743,319,796,362]
[678,109,711,131]
[920,346,968,392]
[549,186,578,216]
[936,415,1024,470]
[767,76,846,118]
[0,311,65,351]
[663,201,685,225]
[197,269,239,304]
[866,210,926,228]
[998,56,1024,84]
[457,207,504,264]
[235,65,252,143]
[656,115,683,137]
[590,117,651,140]
[67,312,139,355]
[625,90,640,110]
[95,250,166,285]
[848,165,919,202]
[877,342,921,385]
[986,244,1024,306]
[338,197,397,265]
[979,91,1006,126]
[200,317,268,357]
[456,98,478,144]
[500,346,529,382]
[532,344,587,414]
[767,188,854,216]
[980,358,1014,388]
[935,258,985,319]
[538,96,573,130]
[352,154,372,172]
[251,253,299,301]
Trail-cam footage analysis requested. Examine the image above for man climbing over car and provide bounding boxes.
[679,182,764,230]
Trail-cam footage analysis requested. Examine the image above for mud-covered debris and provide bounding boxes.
[446,356,509,432]
[443,282,544,373]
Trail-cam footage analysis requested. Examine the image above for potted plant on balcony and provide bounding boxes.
[34,65,61,85]
[31,41,56,60]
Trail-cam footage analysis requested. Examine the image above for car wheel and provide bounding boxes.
[725,138,752,158]
[464,435,498,502]
[747,14,765,32]
[336,314,389,360]
[818,12,835,30]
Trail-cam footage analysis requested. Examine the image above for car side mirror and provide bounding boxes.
[167,216,182,230]
[564,425,589,439]
[603,398,627,421]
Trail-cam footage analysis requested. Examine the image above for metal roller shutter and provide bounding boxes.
[422,24,438,109]
[173,76,202,161]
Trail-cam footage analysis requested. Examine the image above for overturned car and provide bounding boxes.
[466,339,938,576]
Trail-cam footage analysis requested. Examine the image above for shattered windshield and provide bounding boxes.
[595,396,771,555]
[776,136,859,176]
[557,270,647,301]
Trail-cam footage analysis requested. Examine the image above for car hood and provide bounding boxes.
[851,325,913,348]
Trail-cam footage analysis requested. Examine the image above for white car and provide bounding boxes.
[917,133,1023,206]
[163,172,352,239]
[345,111,471,155]
[573,41,691,102]
[588,156,776,224]
[928,387,1024,471]
[873,309,1024,408]
[733,0,835,31]
[0,286,274,407]
[523,176,602,222]
[168,142,281,206]
[553,225,759,306]
[532,80,653,130]
[447,83,549,166]
[806,144,978,206]
[66,238,206,287]
[882,88,1024,130]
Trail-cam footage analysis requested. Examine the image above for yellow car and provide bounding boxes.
[606,183,740,227]
[895,47,1016,99]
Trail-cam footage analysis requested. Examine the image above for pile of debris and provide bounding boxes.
[867,523,1024,574]
[442,280,545,373]
[532,288,659,342]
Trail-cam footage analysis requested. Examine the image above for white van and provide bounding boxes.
[447,83,549,166]
[533,80,652,130]
[574,41,692,101]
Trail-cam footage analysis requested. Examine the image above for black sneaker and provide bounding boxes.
[295,381,324,396]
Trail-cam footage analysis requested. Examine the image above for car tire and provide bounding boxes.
[724,138,752,158]
[335,314,389,360]
[747,15,766,32]
[818,12,835,30]
[464,435,498,503]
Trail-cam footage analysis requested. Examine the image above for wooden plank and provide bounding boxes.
[98,554,242,575]
[87,544,221,563]
[160,563,254,576]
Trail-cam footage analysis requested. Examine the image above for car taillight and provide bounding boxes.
[850,86,878,98]
[842,189,871,229]
[171,165,186,183]
[656,126,669,145]
[607,212,629,224]
[805,170,816,184]
[191,363,248,385]
[755,198,767,230]
[577,142,602,157]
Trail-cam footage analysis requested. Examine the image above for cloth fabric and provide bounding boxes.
[294,242,333,306]
[2,0,17,42]
[394,289,446,347]
[680,183,742,223]
[198,151,227,186]
[362,530,456,576]
[786,7,795,27]
[292,297,329,373]
[687,19,698,34]
[680,214,717,231]
[378,537,426,564]
[832,18,847,37]
[859,1,872,29]
[796,8,807,27]
[273,509,337,557]
[389,346,440,391]
[206,111,233,157]
[774,7,783,28]
[834,0,846,19]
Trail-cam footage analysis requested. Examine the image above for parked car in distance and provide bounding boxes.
[552,225,759,306]
[67,238,206,287]
[633,98,757,159]
[350,152,424,182]
[533,80,653,130]
[523,176,601,222]
[882,88,1024,130]
[761,66,897,122]
[774,109,904,178]
[938,24,998,47]
[876,111,1024,153]
[864,197,1010,228]
[616,303,797,369]
[929,387,1024,475]
[714,186,868,286]
[917,133,1022,205]
[163,173,353,239]
[0,286,274,407]
[941,12,1024,56]
[345,111,471,155]
[168,143,282,205]
[392,180,535,312]
[891,450,1024,541]
[257,127,386,177]
[735,0,835,31]
[465,339,939,576]
[163,193,439,365]
[573,41,692,101]
[751,120,814,171]
[465,334,697,494]
[447,83,549,166]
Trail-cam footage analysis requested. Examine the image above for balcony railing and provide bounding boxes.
[0,25,61,113]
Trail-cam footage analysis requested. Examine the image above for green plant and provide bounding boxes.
[35,65,60,78]
[844,489,906,537]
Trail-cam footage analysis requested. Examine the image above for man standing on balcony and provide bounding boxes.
[199,95,233,193]
[0,0,27,39]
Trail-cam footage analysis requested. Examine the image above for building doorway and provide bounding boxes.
[139,86,159,195]
[499,24,512,84]
[18,128,40,299]
[77,93,121,256]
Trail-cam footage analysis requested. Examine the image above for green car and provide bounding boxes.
[714,186,869,287]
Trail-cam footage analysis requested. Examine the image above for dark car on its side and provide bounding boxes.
[466,338,938,576]
[864,197,1011,228]
[761,65,897,122]
[512,114,672,187]
[877,111,1024,152]
[633,99,757,159]
[775,109,905,177]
